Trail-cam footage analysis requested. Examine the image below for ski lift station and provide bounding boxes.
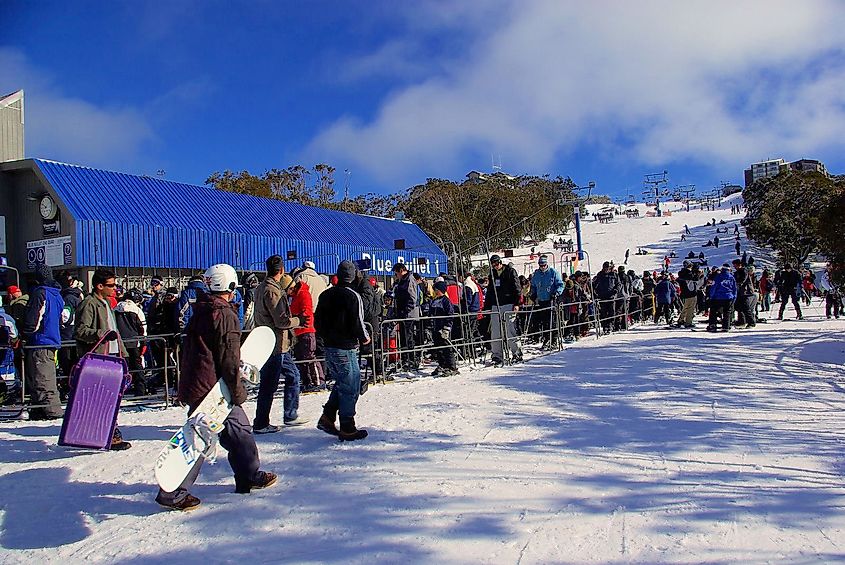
[0,158,446,285]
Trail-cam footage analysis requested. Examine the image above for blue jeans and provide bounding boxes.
[324,348,360,419]
[253,352,300,429]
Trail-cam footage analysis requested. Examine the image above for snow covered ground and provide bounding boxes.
[1,196,844,564]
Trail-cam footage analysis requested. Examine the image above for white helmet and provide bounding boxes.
[204,264,238,293]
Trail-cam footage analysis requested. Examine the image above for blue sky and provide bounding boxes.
[3,0,845,201]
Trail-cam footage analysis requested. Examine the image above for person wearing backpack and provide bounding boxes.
[57,272,85,379]
[115,289,148,395]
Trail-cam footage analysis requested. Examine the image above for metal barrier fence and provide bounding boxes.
[1,294,667,416]
[376,291,662,379]
[1,323,380,416]
[1,334,179,413]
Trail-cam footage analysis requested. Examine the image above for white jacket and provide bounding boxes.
[114,300,147,333]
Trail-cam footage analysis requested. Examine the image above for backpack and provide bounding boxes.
[115,310,142,347]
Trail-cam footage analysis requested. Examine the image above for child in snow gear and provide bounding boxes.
[156,263,277,511]
[430,281,458,376]
[314,261,371,441]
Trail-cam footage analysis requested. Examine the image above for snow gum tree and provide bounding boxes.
[743,171,839,265]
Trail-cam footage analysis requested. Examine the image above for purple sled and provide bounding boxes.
[58,353,130,450]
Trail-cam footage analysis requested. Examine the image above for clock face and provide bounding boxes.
[40,195,57,220]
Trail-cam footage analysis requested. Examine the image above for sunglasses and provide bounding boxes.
[103,283,117,288]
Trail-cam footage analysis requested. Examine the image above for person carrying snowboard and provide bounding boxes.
[156,263,276,511]
[314,261,371,441]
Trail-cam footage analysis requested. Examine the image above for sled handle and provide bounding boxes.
[87,330,120,355]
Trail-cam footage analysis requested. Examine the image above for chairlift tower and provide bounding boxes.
[675,184,696,212]
[643,170,669,215]
[557,181,595,260]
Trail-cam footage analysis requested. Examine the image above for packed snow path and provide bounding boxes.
[1,317,843,563]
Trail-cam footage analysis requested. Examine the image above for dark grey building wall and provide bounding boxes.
[0,161,77,279]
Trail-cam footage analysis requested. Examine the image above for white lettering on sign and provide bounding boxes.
[361,252,437,276]
[26,236,72,268]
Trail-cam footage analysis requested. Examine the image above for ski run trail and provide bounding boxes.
[1,194,844,564]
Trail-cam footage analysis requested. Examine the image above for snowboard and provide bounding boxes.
[154,326,275,493]
[239,326,275,384]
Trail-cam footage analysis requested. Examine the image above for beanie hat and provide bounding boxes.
[336,260,357,284]
[6,285,20,295]
[538,255,548,266]
[433,280,448,293]
[490,254,502,263]
[34,264,53,285]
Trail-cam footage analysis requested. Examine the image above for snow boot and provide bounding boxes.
[110,427,132,451]
[317,414,340,436]
[317,404,339,436]
[338,417,368,442]
[156,493,201,512]
[235,471,278,494]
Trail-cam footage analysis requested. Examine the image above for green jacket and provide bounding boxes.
[74,294,128,357]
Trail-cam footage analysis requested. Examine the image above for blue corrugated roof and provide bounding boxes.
[34,159,446,274]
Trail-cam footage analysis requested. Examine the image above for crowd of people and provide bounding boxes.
[3,250,842,418]
[0,234,841,510]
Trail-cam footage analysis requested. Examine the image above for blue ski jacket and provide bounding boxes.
[654,279,677,305]
[531,267,564,302]
[230,288,245,329]
[429,295,454,333]
[21,284,64,347]
[177,280,208,332]
[709,271,737,301]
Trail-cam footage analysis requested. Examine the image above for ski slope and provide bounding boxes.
[506,193,753,277]
[1,196,844,564]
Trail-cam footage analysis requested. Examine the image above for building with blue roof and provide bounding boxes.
[0,158,446,288]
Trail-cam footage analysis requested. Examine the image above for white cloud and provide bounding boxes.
[0,48,154,168]
[306,0,845,186]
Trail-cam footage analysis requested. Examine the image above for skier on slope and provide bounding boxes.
[156,264,277,511]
